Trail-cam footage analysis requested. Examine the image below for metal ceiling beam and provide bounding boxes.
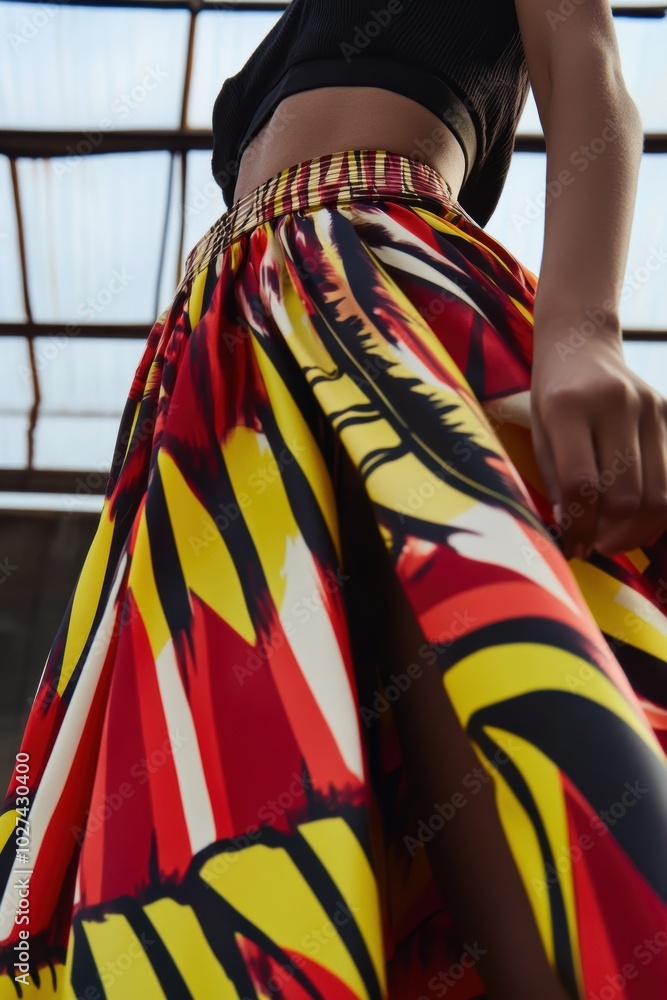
[9,0,665,13]
[10,1,289,10]
[2,131,666,159]
[175,11,198,294]
[1,323,665,342]
[0,469,109,496]
[8,160,40,470]
[517,136,667,155]
[0,129,213,158]
[0,323,155,340]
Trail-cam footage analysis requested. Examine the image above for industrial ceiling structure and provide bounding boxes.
[0,0,666,509]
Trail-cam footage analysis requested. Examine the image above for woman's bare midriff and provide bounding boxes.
[233,87,467,204]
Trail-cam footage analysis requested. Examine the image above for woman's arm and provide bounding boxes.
[514,0,667,557]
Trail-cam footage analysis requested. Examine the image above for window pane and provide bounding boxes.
[187,9,283,128]
[18,152,172,324]
[488,153,667,332]
[183,150,227,254]
[0,4,189,130]
[624,341,667,396]
[0,337,32,415]
[33,415,122,471]
[34,337,145,416]
[0,414,29,469]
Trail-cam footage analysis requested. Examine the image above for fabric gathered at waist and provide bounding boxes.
[184,149,456,282]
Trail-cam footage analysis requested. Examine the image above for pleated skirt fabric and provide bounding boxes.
[1,150,666,1000]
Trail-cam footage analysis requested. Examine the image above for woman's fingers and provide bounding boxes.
[591,390,643,554]
[530,414,560,511]
[536,381,667,558]
[537,394,600,555]
[532,337,667,557]
[598,394,667,554]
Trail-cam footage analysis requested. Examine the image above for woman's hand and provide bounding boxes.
[531,333,667,559]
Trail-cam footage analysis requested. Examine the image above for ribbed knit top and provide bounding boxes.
[211,0,531,227]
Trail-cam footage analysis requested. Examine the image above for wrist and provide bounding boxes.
[533,306,622,363]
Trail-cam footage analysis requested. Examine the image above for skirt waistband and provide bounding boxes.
[183,149,455,282]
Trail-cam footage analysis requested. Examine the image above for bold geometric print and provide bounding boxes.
[1,151,666,999]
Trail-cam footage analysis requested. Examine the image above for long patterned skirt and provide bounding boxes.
[1,150,666,1000]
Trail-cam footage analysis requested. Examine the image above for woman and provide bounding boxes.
[1,1,666,997]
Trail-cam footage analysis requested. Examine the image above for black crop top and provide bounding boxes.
[211,1,531,228]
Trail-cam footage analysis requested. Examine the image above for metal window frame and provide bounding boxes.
[2,0,666,496]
